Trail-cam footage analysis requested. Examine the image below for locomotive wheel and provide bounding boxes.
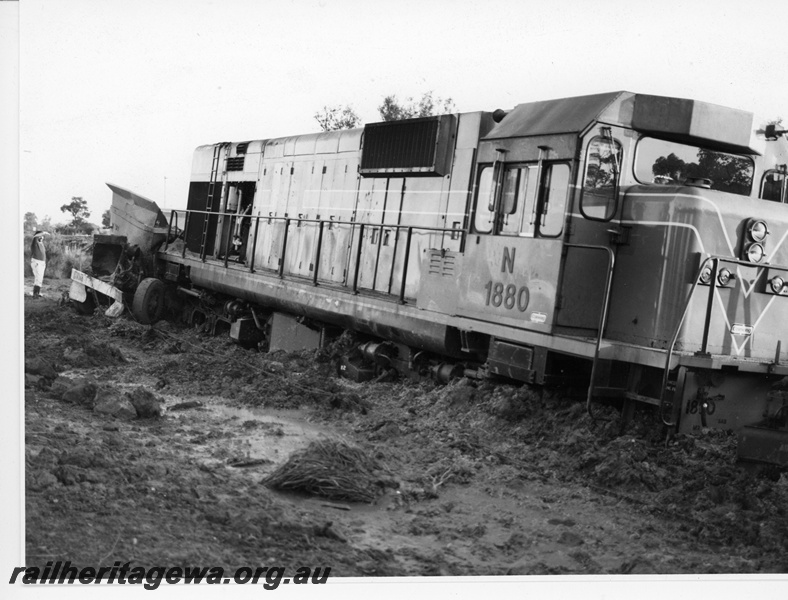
[132,278,165,324]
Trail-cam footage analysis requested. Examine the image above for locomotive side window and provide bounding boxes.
[474,163,568,236]
[539,163,570,237]
[761,170,786,202]
[473,166,495,233]
[580,136,622,221]
[634,137,754,195]
[500,168,520,216]
[500,166,537,236]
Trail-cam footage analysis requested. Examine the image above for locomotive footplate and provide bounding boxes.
[737,386,788,465]
[738,419,788,466]
[676,369,787,435]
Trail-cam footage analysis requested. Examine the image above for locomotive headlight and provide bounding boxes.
[770,276,785,294]
[747,242,766,263]
[749,220,769,242]
[699,264,713,284]
[717,268,733,286]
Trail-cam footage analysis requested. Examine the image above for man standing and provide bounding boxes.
[30,230,49,298]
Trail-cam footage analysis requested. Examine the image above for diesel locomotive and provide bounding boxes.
[74,91,788,454]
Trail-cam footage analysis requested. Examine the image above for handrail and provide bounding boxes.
[164,209,189,252]
[174,208,464,233]
[563,243,616,419]
[167,208,466,302]
[658,255,788,426]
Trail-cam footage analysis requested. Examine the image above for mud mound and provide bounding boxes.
[264,439,393,502]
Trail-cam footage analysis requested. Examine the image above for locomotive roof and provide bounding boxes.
[484,91,758,155]
[484,91,624,139]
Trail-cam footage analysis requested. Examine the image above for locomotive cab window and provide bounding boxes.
[580,136,622,221]
[634,137,754,195]
[761,169,786,202]
[539,163,570,237]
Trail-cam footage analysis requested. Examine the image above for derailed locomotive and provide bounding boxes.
[84,91,788,455]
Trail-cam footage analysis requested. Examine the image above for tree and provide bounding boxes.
[315,91,456,130]
[652,149,752,194]
[692,149,752,195]
[652,153,686,183]
[60,197,90,228]
[24,212,38,232]
[378,91,456,121]
[314,105,362,131]
[102,209,111,228]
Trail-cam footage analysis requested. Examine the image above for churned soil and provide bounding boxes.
[22,278,788,577]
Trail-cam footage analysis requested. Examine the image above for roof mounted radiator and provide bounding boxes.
[360,114,456,177]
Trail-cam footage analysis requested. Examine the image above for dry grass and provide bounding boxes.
[263,438,391,503]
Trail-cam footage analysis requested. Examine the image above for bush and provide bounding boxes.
[23,233,92,279]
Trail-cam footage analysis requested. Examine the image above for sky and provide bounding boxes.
[12,0,788,227]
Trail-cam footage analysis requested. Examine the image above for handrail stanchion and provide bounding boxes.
[181,212,190,259]
[199,211,207,262]
[164,210,174,251]
[352,224,365,294]
[699,258,718,355]
[278,218,290,278]
[658,256,714,426]
[313,221,325,286]
[223,219,231,269]
[399,227,414,304]
[249,216,260,273]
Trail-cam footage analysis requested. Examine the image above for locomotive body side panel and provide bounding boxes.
[454,234,562,333]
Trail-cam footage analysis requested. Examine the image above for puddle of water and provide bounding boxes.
[209,404,326,463]
[159,397,332,471]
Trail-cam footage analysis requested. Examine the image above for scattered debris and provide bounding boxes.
[61,381,97,407]
[170,400,203,411]
[228,458,272,468]
[94,397,137,420]
[321,503,352,511]
[25,358,58,381]
[125,387,165,418]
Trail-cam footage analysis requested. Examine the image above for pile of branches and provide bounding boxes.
[263,439,391,503]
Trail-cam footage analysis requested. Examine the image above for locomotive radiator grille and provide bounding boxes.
[360,115,455,176]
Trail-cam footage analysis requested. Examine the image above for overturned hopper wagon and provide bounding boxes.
[68,185,170,320]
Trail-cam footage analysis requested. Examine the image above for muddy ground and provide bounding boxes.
[22,278,788,578]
